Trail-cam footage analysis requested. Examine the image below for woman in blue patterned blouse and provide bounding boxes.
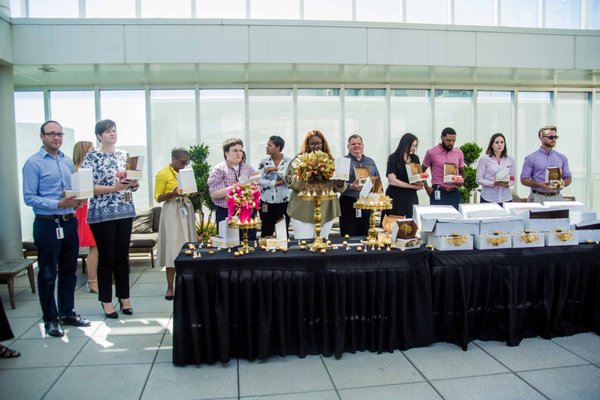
[81,119,139,319]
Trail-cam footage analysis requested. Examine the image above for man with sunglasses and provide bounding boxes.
[22,120,90,337]
[521,125,571,203]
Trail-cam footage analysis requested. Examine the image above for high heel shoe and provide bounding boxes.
[86,279,98,294]
[101,302,118,319]
[118,299,133,315]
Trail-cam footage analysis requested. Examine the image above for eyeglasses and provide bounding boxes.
[176,159,190,166]
[44,132,64,138]
[308,142,323,148]
[543,135,559,140]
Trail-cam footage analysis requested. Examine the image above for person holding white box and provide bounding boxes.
[154,147,196,301]
[476,133,515,206]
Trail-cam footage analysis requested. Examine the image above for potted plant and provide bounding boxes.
[189,144,217,242]
[459,142,483,203]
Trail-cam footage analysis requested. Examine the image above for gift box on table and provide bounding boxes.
[474,233,512,250]
[511,232,545,248]
[459,203,508,219]
[543,201,597,225]
[391,219,422,249]
[210,220,240,248]
[413,205,462,233]
[525,209,571,232]
[429,234,473,251]
[573,220,600,243]
[545,230,578,247]
[477,216,524,235]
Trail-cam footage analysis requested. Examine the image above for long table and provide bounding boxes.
[173,244,434,365]
[173,243,600,365]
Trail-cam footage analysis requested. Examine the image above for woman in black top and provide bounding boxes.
[383,133,424,218]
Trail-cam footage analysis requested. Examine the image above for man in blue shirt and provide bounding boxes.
[23,120,91,337]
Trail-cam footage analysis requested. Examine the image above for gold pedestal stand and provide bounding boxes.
[354,200,392,247]
[298,191,337,251]
[228,219,261,254]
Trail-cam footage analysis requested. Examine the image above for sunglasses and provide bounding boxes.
[543,135,559,140]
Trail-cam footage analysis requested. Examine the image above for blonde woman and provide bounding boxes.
[72,141,99,294]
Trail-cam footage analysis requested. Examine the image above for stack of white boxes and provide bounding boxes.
[459,204,524,250]
[414,205,478,251]
[544,201,599,243]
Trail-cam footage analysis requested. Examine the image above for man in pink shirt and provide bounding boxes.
[422,127,465,209]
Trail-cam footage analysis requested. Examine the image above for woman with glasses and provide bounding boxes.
[284,130,345,239]
[476,133,515,206]
[81,119,138,319]
[154,147,196,301]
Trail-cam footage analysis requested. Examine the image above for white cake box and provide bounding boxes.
[177,168,198,194]
[544,230,579,247]
[210,236,240,248]
[459,203,508,218]
[474,233,512,250]
[432,218,479,237]
[511,232,545,248]
[414,205,462,232]
[477,216,525,235]
[430,234,473,251]
[125,155,144,181]
[543,201,597,225]
[393,238,422,250]
[65,168,94,199]
[574,220,600,243]
[503,202,545,217]
[524,209,571,232]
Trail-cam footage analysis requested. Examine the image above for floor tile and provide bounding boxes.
[0,336,88,369]
[141,362,238,400]
[129,282,168,297]
[322,351,424,389]
[21,320,102,339]
[135,271,168,284]
[5,299,43,318]
[339,382,442,400]
[127,295,174,314]
[476,337,589,371]
[3,315,40,338]
[243,390,340,400]
[239,355,335,397]
[155,332,173,363]
[91,314,171,336]
[0,367,64,399]
[44,363,152,400]
[431,373,546,400]
[552,332,600,363]
[71,333,162,366]
[403,342,508,380]
[518,364,600,400]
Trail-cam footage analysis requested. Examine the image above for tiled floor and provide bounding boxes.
[1,258,600,400]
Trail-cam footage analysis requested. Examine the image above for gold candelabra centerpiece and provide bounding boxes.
[353,193,393,247]
[228,217,261,254]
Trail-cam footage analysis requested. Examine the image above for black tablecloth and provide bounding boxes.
[173,244,434,365]
[431,244,600,350]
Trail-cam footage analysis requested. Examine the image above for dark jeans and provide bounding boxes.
[90,218,133,303]
[33,216,79,322]
[339,195,370,237]
[259,202,290,237]
[429,186,461,210]
[216,206,257,241]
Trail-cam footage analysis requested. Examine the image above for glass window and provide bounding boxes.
[100,90,149,210]
[454,0,494,26]
[248,89,294,167]
[196,0,246,18]
[593,93,600,212]
[516,91,552,198]
[390,89,432,162]
[141,0,191,18]
[545,0,581,29]
[9,0,23,17]
[476,91,514,159]
[344,89,388,186]
[356,0,402,22]
[297,89,342,157]
[500,0,537,28]
[199,89,245,169]
[251,0,300,19]
[590,0,600,29]
[86,0,136,18]
[150,90,196,204]
[434,90,474,147]
[29,0,79,18]
[50,91,96,144]
[556,92,588,201]
[304,0,352,21]
[15,92,46,240]
[406,0,448,24]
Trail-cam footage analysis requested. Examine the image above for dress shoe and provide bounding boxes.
[101,302,118,319]
[44,319,64,337]
[165,294,174,301]
[118,299,133,315]
[61,314,91,327]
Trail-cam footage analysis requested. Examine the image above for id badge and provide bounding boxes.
[434,189,441,201]
[56,227,64,240]
[179,207,188,218]
[356,209,362,218]
[124,191,132,203]
[262,203,268,213]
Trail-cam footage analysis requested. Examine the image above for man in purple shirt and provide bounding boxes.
[520,125,571,203]
[422,127,465,210]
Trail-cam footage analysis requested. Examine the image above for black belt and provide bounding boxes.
[36,214,76,221]
[531,190,559,196]
[432,185,457,192]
